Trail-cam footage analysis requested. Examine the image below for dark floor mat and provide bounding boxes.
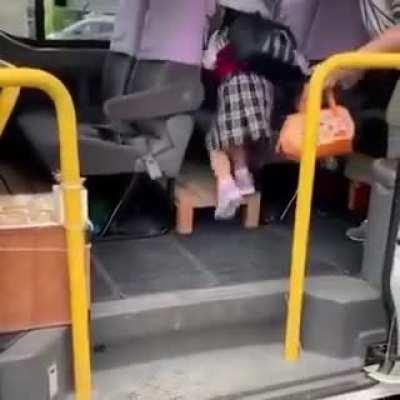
[94,236,219,298]
[93,215,362,300]
[308,216,362,276]
[91,254,123,302]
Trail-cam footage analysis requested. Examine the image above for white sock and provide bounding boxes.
[234,167,250,177]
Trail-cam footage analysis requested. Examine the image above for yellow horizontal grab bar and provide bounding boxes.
[0,68,91,399]
[285,52,400,362]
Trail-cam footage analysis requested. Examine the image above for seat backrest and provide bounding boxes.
[108,0,203,109]
[125,60,203,118]
[386,78,400,159]
[126,60,200,94]
[101,51,135,102]
[101,0,147,102]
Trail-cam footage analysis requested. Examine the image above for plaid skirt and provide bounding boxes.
[206,72,274,151]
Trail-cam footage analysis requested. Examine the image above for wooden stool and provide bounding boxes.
[175,164,261,235]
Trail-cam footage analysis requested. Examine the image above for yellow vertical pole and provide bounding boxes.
[285,53,400,362]
[284,64,325,361]
[0,68,91,399]
[53,77,92,400]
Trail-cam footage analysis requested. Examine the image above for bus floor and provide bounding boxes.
[92,212,362,302]
[88,323,372,400]
[72,212,388,399]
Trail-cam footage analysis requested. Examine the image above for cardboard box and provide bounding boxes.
[0,193,90,334]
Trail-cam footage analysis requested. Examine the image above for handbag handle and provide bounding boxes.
[326,89,339,116]
[298,85,339,115]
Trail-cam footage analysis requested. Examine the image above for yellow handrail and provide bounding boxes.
[0,68,91,399]
[0,62,20,137]
[285,52,400,361]
[0,87,20,136]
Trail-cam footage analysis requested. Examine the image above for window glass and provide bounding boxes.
[0,0,33,38]
[99,22,113,34]
[45,0,118,40]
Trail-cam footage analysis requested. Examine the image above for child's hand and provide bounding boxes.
[202,31,219,70]
[202,50,217,70]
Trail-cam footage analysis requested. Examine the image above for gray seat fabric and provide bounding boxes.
[101,51,135,102]
[105,61,204,121]
[17,108,140,176]
[361,79,400,288]
[363,159,397,288]
[344,154,375,185]
[386,79,400,159]
[12,0,204,180]
[15,54,203,178]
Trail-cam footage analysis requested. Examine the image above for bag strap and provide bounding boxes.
[298,84,339,114]
[326,89,339,115]
[262,17,298,47]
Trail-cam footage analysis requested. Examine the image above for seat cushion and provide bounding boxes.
[16,108,140,176]
[345,153,375,185]
[372,159,397,189]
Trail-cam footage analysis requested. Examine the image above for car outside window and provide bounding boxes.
[45,0,118,41]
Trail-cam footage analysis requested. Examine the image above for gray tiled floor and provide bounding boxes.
[93,216,361,301]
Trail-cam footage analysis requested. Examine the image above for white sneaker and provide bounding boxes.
[346,220,368,243]
[234,169,256,196]
[215,180,242,220]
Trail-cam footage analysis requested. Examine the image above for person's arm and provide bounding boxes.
[359,25,400,53]
[326,25,400,88]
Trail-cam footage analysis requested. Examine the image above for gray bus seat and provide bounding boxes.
[360,79,400,287]
[345,153,375,186]
[343,73,399,188]
[14,0,204,179]
[16,54,203,238]
[363,159,397,288]
[16,47,136,175]
[386,79,400,159]
[17,58,203,178]
[17,108,142,176]
[12,0,204,238]
[344,76,400,288]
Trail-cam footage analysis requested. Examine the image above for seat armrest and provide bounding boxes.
[104,82,204,122]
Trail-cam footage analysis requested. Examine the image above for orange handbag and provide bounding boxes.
[276,88,355,161]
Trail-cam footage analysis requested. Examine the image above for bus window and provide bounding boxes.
[44,0,119,41]
[0,0,33,38]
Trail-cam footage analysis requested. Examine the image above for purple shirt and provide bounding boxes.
[280,0,368,60]
[304,0,368,59]
[139,0,216,65]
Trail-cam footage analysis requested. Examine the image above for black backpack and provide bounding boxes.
[228,13,308,83]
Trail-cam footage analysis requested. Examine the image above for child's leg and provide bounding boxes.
[228,145,248,170]
[210,149,233,182]
[228,145,255,196]
[210,150,242,220]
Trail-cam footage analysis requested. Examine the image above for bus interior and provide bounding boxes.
[1,1,400,399]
